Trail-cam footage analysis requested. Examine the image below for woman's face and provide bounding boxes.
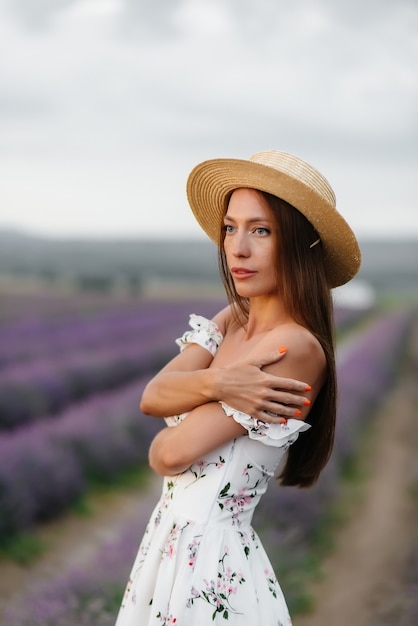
[223,188,278,298]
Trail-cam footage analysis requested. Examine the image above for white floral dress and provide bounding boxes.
[115,315,310,626]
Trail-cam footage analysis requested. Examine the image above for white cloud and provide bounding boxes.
[173,0,231,37]
[0,0,417,239]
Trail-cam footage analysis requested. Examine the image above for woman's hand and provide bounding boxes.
[216,350,312,423]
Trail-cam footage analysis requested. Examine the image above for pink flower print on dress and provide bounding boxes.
[237,529,259,559]
[187,455,225,486]
[161,522,189,561]
[154,479,177,526]
[156,609,177,625]
[264,567,280,599]
[242,463,254,482]
[186,549,245,620]
[187,535,201,570]
[218,482,254,526]
[121,577,133,608]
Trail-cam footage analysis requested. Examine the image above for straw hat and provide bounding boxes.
[186,150,361,288]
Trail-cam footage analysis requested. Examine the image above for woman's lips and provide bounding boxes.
[230,267,257,279]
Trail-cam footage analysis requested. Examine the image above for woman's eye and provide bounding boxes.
[254,227,270,236]
[224,224,235,234]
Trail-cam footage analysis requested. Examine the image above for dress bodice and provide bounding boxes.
[161,314,310,530]
[158,433,280,531]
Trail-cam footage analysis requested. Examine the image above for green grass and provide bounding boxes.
[70,463,150,517]
[0,531,45,565]
[88,463,149,491]
[0,464,151,566]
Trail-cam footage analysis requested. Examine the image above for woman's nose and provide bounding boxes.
[231,231,250,257]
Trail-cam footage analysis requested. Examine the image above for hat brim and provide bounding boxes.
[186,158,361,288]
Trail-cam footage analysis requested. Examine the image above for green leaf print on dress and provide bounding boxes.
[217,463,271,526]
[186,547,245,620]
[187,455,226,486]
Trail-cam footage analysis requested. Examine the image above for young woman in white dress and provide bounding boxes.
[115,150,361,625]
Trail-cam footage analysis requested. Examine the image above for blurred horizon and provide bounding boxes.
[0,228,417,303]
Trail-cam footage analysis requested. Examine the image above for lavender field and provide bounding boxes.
[0,286,416,625]
[0,291,225,537]
[0,291,370,538]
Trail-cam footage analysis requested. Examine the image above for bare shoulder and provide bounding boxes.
[212,305,240,336]
[273,323,325,361]
[263,323,327,392]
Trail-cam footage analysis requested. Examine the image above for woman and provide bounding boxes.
[115,150,361,625]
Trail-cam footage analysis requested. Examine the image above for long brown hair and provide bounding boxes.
[218,190,337,488]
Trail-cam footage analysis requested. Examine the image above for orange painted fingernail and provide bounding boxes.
[295,409,302,417]
[305,384,312,392]
[304,399,311,406]
[280,418,287,424]
[278,346,287,354]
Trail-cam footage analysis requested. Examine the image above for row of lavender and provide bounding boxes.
[0,299,217,368]
[0,295,365,371]
[0,297,225,537]
[0,301,367,431]
[0,298,224,429]
[0,289,127,325]
[3,306,415,625]
[0,377,161,538]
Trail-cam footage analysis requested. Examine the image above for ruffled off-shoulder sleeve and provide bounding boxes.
[175,314,223,357]
[220,402,311,449]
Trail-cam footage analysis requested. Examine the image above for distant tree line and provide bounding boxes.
[0,231,417,295]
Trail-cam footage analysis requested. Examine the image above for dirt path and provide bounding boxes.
[0,472,162,612]
[294,318,418,626]
[0,319,417,625]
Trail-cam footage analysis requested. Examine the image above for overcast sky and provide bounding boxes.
[0,0,417,240]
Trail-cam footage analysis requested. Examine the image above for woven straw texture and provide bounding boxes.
[186,150,361,288]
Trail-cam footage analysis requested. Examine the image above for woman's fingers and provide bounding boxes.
[220,351,312,421]
[251,348,288,370]
[271,388,309,405]
[251,351,311,393]
[270,375,311,393]
[258,406,305,423]
[253,386,312,423]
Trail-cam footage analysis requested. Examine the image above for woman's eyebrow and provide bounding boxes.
[223,215,273,223]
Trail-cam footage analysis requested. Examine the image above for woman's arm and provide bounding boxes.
[141,350,310,420]
[141,307,311,421]
[140,306,228,417]
[148,401,246,475]
[148,328,325,476]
